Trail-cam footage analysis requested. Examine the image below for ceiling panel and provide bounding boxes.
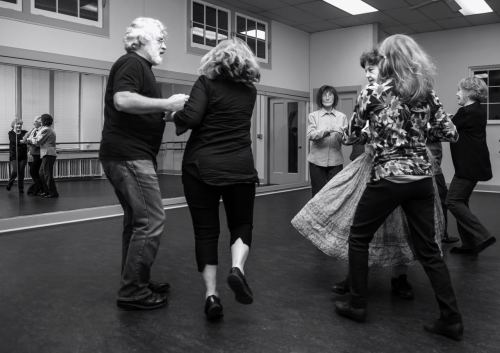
[409,21,443,32]
[263,6,320,24]
[417,2,461,19]
[465,12,500,25]
[438,17,472,29]
[226,0,500,34]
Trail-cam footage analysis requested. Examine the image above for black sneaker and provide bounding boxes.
[205,295,223,321]
[332,279,350,295]
[227,267,253,304]
[391,274,414,300]
[335,300,367,322]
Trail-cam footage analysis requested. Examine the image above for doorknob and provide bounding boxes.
[298,146,302,149]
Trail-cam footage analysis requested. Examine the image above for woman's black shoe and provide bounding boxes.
[391,274,414,300]
[116,292,168,310]
[424,319,463,341]
[335,300,367,322]
[227,267,253,304]
[205,295,223,321]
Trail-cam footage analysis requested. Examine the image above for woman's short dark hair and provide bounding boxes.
[40,113,53,127]
[316,85,338,109]
[359,49,382,69]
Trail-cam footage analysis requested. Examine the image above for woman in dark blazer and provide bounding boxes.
[447,77,495,255]
[168,38,260,321]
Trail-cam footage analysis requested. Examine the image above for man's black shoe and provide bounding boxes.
[116,292,167,310]
[331,279,349,295]
[335,300,367,322]
[391,274,414,300]
[148,281,170,294]
[424,319,463,341]
[205,295,223,321]
[473,237,496,254]
[227,267,253,304]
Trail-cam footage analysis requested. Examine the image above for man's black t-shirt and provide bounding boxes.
[99,52,165,161]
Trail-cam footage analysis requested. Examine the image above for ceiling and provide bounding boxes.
[221,0,500,35]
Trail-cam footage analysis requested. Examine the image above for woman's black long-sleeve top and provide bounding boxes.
[450,101,492,181]
[8,130,28,161]
[174,75,258,186]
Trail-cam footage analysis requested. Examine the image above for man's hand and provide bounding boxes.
[166,94,189,112]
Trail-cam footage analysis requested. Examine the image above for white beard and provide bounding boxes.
[145,46,163,66]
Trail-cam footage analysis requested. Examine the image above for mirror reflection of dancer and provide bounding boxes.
[167,38,260,321]
[99,17,188,311]
[6,119,28,194]
[29,114,58,198]
[333,34,463,341]
[22,116,43,196]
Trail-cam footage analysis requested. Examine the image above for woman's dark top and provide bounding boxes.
[450,101,492,181]
[8,130,28,161]
[174,75,258,186]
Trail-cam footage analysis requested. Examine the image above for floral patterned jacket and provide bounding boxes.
[344,79,458,181]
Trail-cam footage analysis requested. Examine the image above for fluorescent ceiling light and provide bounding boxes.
[239,29,266,40]
[454,0,493,16]
[322,0,378,15]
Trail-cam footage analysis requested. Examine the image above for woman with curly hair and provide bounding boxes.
[447,77,495,255]
[168,38,260,320]
[333,34,463,341]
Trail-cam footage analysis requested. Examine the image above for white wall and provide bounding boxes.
[0,0,310,92]
[310,24,377,90]
[414,24,500,187]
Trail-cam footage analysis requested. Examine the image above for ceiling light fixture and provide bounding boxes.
[454,0,493,15]
[322,0,378,15]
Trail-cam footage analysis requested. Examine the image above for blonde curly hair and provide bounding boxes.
[198,38,260,83]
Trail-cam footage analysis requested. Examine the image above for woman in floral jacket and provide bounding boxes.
[334,34,463,341]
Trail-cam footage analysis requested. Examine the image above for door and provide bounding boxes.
[337,90,359,164]
[269,99,306,185]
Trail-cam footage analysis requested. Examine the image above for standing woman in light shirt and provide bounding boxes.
[307,85,348,197]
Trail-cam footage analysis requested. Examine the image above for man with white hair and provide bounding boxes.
[99,17,188,310]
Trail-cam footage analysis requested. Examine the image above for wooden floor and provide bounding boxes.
[0,189,498,353]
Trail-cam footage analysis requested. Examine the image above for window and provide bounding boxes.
[31,0,102,27]
[191,0,230,49]
[0,0,108,36]
[235,13,268,63]
[473,68,500,121]
[0,0,22,11]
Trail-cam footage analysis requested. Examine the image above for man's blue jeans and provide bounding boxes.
[101,159,165,301]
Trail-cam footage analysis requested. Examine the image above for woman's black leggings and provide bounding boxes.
[182,173,255,272]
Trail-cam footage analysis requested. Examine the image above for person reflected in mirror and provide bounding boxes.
[6,118,28,194]
[22,115,43,196]
[29,113,58,198]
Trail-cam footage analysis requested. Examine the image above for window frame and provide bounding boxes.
[187,0,272,69]
[235,12,269,65]
[0,0,22,11]
[190,0,231,51]
[30,0,103,28]
[0,0,109,37]
[470,65,500,125]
